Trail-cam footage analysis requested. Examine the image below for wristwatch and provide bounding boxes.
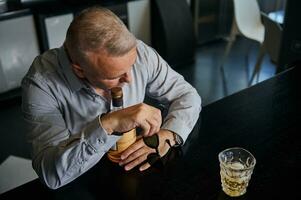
[173,132,183,147]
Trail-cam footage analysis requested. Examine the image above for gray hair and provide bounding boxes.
[65,6,137,65]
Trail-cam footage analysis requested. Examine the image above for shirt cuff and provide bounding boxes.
[161,119,191,144]
[84,116,120,153]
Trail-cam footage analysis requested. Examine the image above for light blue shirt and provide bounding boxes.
[21,40,202,189]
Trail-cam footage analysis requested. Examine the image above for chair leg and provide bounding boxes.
[244,43,252,86]
[219,37,235,96]
[248,44,265,86]
[219,20,238,96]
[219,22,237,71]
[220,39,235,70]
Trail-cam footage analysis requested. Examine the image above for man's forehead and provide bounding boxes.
[95,49,137,79]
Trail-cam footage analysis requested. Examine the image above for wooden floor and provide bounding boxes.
[0,36,276,163]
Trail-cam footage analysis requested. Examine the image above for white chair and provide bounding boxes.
[219,0,265,87]
[249,12,283,85]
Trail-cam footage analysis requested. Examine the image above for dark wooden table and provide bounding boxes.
[1,67,300,200]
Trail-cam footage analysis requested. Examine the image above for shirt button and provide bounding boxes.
[98,138,104,144]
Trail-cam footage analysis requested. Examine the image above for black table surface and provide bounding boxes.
[1,67,300,200]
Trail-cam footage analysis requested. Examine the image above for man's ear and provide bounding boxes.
[71,63,85,78]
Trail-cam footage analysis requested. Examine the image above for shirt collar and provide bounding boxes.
[58,46,85,92]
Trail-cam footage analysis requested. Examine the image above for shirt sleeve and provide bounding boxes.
[139,41,202,143]
[21,77,119,189]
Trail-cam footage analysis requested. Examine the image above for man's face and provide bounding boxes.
[79,47,137,90]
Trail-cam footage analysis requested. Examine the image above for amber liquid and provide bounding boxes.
[220,162,252,197]
[107,87,137,163]
[107,129,136,163]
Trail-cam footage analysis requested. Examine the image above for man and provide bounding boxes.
[22,6,201,189]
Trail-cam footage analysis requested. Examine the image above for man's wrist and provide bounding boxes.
[99,114,113,135]
[160,129,182,147]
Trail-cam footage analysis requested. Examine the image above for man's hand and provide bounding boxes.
[118,129,175,171]
[100,103,161,137]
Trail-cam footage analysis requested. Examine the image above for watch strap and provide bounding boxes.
[173,133,183,147]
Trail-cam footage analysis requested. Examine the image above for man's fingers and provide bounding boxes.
[139,162,151,171]
[120,139,144,160]
[146,118,160,136]
[124,154,148,171]
[136,104,161,136]
[119,146,148,166]
[155,111,162,126]
[140,117,161,137]
[139,120,151,136]
[107,103,162,134]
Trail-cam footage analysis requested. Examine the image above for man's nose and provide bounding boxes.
[120,72,132,83]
